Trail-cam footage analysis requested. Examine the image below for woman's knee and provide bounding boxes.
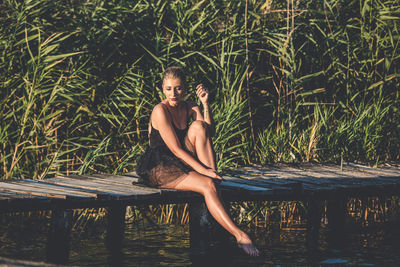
[200,176,217,195]
[173,172,216,195]
[188,120,208,137]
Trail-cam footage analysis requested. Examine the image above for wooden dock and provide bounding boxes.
[1,163,400,264]
[0,256,73,267]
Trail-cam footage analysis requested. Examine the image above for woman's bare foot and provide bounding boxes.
[236,232,260,256]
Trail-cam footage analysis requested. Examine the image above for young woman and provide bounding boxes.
[136,66,259,256]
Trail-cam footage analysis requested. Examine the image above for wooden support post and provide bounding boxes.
[105,203,126,266]
[327,196,347,231]
[326,196,347,249]
[189,201,213,255]
[46,209,73,264]
[306,199,323,251]
[105,204,126,251]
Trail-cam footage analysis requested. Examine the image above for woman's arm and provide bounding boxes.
[152,104,220,179]
[190,84,215,136]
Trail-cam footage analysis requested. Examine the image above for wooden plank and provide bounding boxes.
[277,164,364,178]
[222,176,294,193]
[309,165,378,178]
[46,176,161,200]
[56,174,135,187]
[25,179,112,199]
[278,176,365,188]
[54,173,140,186]
[56,174,148,190]
[238,174,330,192]
[0,182,91,199]
[91,173,141,184]
[226,169,311,189]
[289,167,399,184]
[243,165,400,189]
[246,163,387,179]
[0,191,45,200]
[51,176,160,194]
[345,163,400,176]
[219,180,274,195]
[0,188,65,199]
[305,163,400,179]
[264,164,400,194]
[289,165,400,190]
[52,175,134,190]
[287,165,400,189]
[15,179,100,198]
[263,164,344,181]
[223,173,307,195]
[266,173,397,193]
[230,166,307,183]
[0,256,73,266]
[38,178,126,199]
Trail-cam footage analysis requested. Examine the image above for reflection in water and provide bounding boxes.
[190,247,234,267]
[1,212,400,266]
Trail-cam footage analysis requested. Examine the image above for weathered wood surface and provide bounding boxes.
[0,256,74,267]
[1,163,400,212]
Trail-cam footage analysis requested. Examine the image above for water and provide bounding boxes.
[1,212,400,266]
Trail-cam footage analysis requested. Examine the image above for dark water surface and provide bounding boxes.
[1,211,400,266]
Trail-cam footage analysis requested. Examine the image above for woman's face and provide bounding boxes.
[162,77,185,107]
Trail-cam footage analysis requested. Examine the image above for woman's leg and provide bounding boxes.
[179,121,259,255]
[162,171,259,256]
[185,120,216,170]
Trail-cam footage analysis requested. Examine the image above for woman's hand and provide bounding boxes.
[196,84,209,106]
[201,168,224,182]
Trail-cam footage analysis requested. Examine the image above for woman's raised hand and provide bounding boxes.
[196,84,209,106]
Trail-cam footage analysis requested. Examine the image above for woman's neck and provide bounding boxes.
[165,100,183,110]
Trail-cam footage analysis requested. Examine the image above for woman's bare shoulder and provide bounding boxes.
[151,102,169,126]
[152,102,166,113]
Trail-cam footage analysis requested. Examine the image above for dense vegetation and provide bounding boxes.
[1,0,399,180]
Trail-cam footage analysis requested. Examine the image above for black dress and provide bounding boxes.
[136,105,193,187]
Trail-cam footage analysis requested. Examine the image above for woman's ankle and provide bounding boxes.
[235,231,251,243]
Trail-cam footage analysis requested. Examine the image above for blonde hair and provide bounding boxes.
[162,66,186,86]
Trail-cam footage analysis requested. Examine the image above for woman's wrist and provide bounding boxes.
[198,166,209,175]
[203,105,209,116]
